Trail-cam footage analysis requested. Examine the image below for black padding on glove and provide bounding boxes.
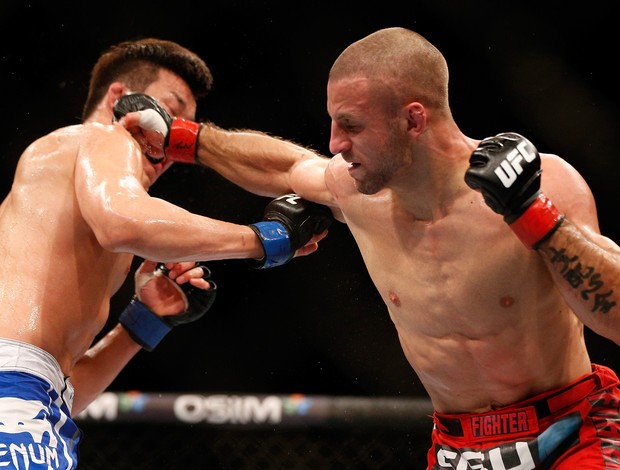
[263,194,333,250]
[465,132,542,224]
[156,262,217,326]
[112,93,173,128]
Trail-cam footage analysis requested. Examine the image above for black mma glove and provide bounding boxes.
[119,262,217,351]
[113,92,202,164]
[249,194,333,268]
[464,132,564,249]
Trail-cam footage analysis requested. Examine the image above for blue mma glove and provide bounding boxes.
[119,262,217,351]
[248,194,333,268]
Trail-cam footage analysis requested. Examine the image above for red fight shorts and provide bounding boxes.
[427,364,620,469]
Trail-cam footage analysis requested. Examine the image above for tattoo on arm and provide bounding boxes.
[547,246,616,314]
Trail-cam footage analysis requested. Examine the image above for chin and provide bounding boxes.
[355,183,376,195]
[354,177,381,195]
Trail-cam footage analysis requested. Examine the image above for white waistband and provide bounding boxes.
[0,337,69,397]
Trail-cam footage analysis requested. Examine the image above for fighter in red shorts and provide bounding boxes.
[119,28,620,468]
[424,132,620,469]
[428,364,620,469]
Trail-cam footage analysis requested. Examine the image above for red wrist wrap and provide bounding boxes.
[509,194,565,249]
[165,118,202,164]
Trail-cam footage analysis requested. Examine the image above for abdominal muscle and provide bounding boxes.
[376,248,592,414]
[348,195,592,414]
[397,311,590,414]
[0,228,132,376]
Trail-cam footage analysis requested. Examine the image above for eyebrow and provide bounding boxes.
[333,111,358,124]
[170,91,187,108]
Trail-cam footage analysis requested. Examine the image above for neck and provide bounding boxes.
[390,131,478,221]
[85,102,115,125]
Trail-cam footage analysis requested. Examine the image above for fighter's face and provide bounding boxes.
[327,77,409,195]
[143,68,196,121]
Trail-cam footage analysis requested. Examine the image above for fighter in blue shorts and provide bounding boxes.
[0,261,216,469]
[0,36,334,470]
[0,340,80,469]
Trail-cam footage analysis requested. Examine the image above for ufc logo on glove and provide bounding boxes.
[494,141,537,188]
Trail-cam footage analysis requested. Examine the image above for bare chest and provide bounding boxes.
[347,208,546,335]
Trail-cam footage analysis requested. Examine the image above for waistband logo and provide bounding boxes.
[470,409,533,437]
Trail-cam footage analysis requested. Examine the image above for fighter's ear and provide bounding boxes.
[106,82,130,111]
[404,102,426,137]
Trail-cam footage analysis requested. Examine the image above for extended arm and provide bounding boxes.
[196,124,321,197]
[115,93,324,197]
[77,123,325,264]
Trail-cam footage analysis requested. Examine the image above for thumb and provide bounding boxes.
[118,112,141,129]
[137,260,159,275]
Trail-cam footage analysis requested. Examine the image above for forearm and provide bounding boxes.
[115,97,321,197]
[537,219,620,345]
[94,199,264,263]
[196,123,320,197]
[69,324,141,415]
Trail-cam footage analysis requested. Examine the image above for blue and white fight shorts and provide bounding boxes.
[0,338,81,469]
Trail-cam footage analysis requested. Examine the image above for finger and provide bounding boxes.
[160,262,187,280]
[294,230,329,258]
[188,277,212,290]
[173,261,201,272]
[118,112,141,129]
[172,264,205,284]
[295,242,319,258]
[138,259,158,273]
[310,230,329,243]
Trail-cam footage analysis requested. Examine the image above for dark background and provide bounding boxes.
[0,1,618,398]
